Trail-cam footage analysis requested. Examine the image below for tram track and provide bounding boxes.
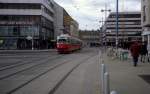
[0,53,54,70]
[0,56,50,71]
[0,55,64,80]
[0,60,22,69]
[0,48,100,94]
[48,53,98,94]
[0,53,59,71]
[1,53,81,94]
[7,52,98,94]
[7,59,72,94]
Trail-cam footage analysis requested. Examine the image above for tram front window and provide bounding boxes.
[57,39,67,43]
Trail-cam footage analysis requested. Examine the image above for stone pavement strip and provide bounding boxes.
[103,53,150,94]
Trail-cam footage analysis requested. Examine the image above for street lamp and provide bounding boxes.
[101,3,111,22]
[85,24,88,31]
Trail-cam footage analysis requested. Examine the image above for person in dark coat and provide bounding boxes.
[130,41,141,67]
[140,42,148,63]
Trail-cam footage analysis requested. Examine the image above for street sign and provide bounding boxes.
[0,39,3,44]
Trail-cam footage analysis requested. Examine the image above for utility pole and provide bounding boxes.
[32,25,34,50]
[101,4,111,49]
[116,0,119,49]
[99,17,105,47]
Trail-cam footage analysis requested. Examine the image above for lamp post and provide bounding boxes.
[99,17,105,47]
[32,32,34,50]
[116,0,119,49]
[101,4,111,48]
[85,24,88,31]
[31,25,34,50]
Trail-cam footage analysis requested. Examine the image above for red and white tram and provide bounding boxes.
[56,34,82,53]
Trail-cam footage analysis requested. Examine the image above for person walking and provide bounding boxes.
[140,42,148,63]
[147,43,150,62]
[130,41,141,67]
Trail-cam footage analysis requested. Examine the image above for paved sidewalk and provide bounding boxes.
[102,52,150,94]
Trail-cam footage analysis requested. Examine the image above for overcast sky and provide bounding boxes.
[54,0,141,30]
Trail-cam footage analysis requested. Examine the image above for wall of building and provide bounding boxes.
[0,0,54,22]
[104,12,142,48]
[0,0,54,12]
[141,0,150,45]
[70,20,79,37]
[53,2,64,39]
[0,0,79,49]
[79,30,102,47]
[142,0,150,26]
[0,0,55,49]
[63,10,79,37]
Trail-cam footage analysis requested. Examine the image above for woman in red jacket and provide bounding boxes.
[130,41,141,67]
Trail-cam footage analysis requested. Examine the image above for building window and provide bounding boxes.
[0,15,40,24]
[49,2,54,8]
[42,5,54,17]
[0,3,41,9]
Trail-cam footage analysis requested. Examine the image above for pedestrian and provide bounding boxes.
[140,41,148,63]
[147,43,150,62]
[130,41,141,67]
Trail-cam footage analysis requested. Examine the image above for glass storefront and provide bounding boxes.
[0,25,40,49]
[0,15,54,49]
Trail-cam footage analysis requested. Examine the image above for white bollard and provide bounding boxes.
[99,51,101,63]
[110,91,117,94]
[104,72,110,94]
[101,64,106,94]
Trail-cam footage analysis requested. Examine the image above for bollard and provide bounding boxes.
[110,91,117,94]
[101,64,106,94]
[99,51,102,63]
[104,72,110,94]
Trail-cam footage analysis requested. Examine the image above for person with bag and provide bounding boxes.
[130,41,141,67]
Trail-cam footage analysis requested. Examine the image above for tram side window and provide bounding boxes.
[72,39,78,45]
[71,38,76,45]
[69,38,73,44]
[68,38,71,44]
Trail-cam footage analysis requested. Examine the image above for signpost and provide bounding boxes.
[26,36,34,50]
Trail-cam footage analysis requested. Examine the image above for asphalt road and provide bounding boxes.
[0,48,101,94]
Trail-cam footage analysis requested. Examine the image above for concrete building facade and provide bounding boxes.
[53,2,64,39]
[141,0,150,44]
[0,0,79,49]
[0,0,54,49]
[70,20,79,37]
[63,10,79,38]
[104,12,142,48]
[53,4,79,38]
[79,30,102,47]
